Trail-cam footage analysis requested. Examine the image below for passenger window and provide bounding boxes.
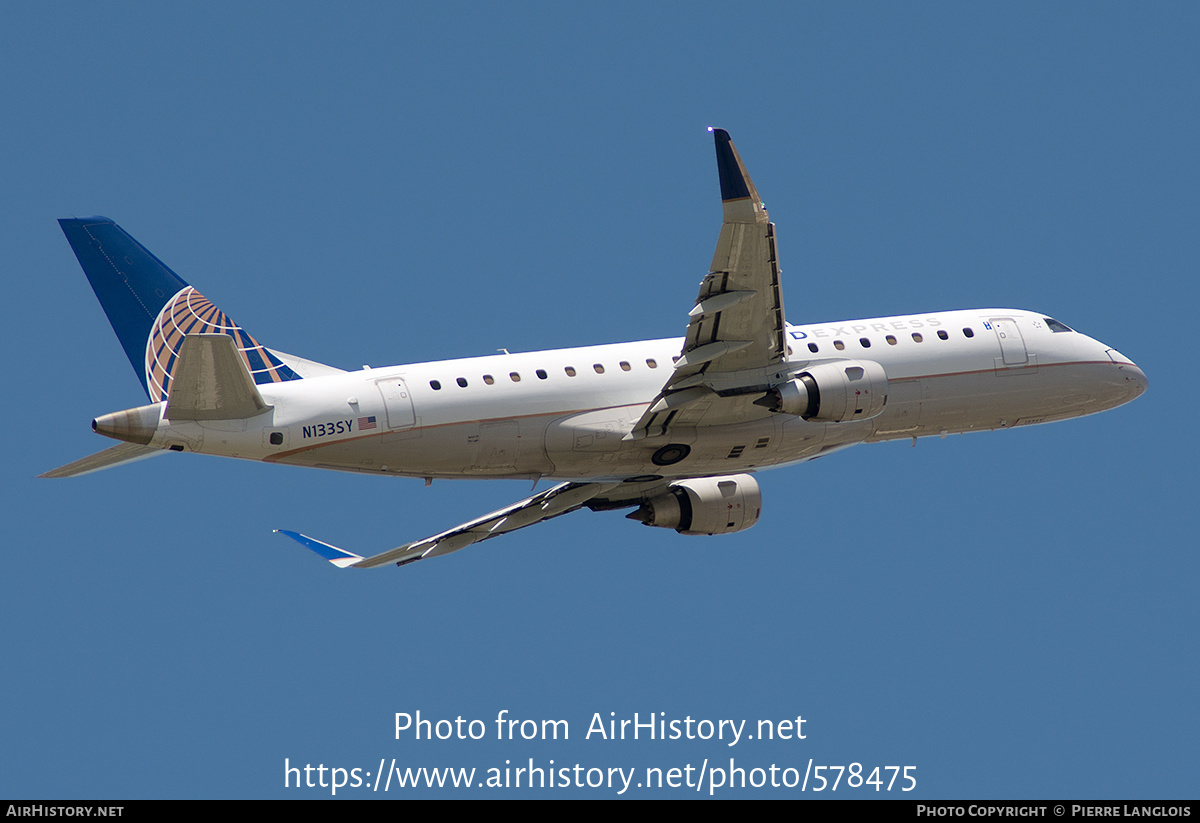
[886,335,897,345]
[619,361,631,371]
[565,366,576,376]
[646,359,658,368]
[859,337,871,348]
[510,372,521,382]
[430,380,442,390]
[937,330,948,340]
[963,328,975,338]
[807,342,819,353]
[536,369,548,380]
[593,364,605,374]
[456,377,468,387]
[834,340,845,351]
[483,374,495,385]
[912,333,923,343]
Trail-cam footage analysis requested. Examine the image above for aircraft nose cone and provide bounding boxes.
[1104,349,1148,403]
[1125,363,1149,397]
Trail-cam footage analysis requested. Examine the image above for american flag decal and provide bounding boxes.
[358,416,378,431]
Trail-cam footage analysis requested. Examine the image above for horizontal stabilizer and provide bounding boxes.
[166,334,272,420]
[39,442,164,478]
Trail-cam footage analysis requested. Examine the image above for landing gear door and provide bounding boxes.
[375,377,416,429]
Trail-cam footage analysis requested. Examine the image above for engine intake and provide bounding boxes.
[761,360,888,422]
[626,474,761,535]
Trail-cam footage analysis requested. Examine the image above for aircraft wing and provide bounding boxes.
[630,129,790,440]
[277,480,621,568]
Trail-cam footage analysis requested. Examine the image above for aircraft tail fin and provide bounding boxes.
[59,217,304,401]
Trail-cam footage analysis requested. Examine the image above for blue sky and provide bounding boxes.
[3,2,1196,799]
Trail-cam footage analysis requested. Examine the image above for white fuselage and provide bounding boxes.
[143,308,1147,482]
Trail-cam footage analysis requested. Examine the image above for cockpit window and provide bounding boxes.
[1044,317,1073,333]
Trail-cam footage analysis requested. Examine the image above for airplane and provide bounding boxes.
[44,128,1148,569]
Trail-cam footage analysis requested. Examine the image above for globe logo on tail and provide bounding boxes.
[145,286,299,402]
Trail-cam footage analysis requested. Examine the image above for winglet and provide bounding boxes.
[710,128,749,202]
[275,529,365,568]
[710,127,764,213]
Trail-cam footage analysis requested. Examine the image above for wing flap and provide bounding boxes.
[693,221,786,373]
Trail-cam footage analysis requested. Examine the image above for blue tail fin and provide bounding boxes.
[59,217,301,401]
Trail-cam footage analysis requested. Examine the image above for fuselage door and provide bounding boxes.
[988,317,1028,367]
[376,377,416,429]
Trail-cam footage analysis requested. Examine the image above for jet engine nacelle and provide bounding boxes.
[626,474,761,535]
[766,359,888,422]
